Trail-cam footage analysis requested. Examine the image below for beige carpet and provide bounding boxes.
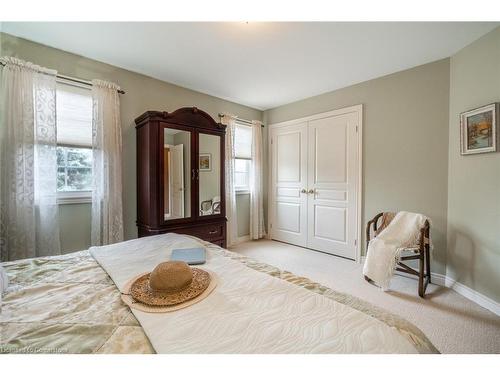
[230,239,500,354]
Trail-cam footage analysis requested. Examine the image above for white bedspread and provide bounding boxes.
[90,233,419,353]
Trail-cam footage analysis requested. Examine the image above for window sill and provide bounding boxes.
[57,192,92,205]
[236,190,250,196]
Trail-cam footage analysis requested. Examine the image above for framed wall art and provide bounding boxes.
[460,103,498,155]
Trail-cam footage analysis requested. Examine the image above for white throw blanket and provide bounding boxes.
[90,233,419,353]
[0,265,8,293]
[363,211,429,290]
[0,264,9,309]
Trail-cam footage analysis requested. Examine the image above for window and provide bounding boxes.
[57,147,92,191]
[234,123,252,193]
[56,82,93,203]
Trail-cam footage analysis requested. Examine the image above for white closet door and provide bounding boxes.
[270,123,308,247]
[306,111,359,259]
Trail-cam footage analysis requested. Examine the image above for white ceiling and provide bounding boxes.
[1,22,498,110]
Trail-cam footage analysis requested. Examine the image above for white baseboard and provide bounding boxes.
[429,273,446,286]
[444,276,500,316]
[235,235,250,244]
[360,256,499,316]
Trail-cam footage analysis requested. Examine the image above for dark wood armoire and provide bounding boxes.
[135,107,227,248]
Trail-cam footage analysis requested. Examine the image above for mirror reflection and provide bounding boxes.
[163,128,191,220]
[199,133,221,216]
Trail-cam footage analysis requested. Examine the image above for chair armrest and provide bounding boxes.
[365,212,385,254]
[365,219,376,253]
[366,220,374,242]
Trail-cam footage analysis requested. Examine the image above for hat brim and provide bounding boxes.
[122,269,217,313]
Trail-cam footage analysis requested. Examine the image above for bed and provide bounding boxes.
[0,233,438,354]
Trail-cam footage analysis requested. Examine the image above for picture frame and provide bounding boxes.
[460,103,498,155]
[199,153,212,171]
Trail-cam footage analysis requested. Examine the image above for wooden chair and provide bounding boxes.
[200,199,213,215]
[365,212,431,297]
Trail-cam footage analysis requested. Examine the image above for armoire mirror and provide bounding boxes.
[198,133,221,216]
[163,127,191,221]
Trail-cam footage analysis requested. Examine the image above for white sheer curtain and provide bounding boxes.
[222,113,238,247]
[0,57,60,261]
[91,79,124,246]
[249,120,266,239]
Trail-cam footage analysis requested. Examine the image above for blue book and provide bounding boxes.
[170,247,206,265]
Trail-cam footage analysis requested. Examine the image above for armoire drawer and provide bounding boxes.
[191,223,225,240]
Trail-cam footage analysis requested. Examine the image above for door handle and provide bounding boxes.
[308,189,315,194]
[301,188,307,193]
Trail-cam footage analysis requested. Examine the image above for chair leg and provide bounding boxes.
[418,251,425,298]
[425,245,431,284]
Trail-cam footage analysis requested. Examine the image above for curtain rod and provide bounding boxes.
[0,61,125,94]
[218,113,264,127]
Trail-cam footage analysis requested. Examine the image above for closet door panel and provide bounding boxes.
[314,122,346,183]
[307,112,358,259]
[270,123,308,247]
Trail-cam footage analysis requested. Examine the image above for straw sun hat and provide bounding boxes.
[122,261,217,313]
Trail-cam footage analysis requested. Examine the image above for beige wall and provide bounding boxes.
[59,204,91,252]
[265,59,451,274]
[1,32,260,251]
[236,193,251,238]
[447,27,500,302]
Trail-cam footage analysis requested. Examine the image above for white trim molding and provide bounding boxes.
[360,256,499,316]
[57,190,92,205]
[398,273,500,316]
[235,190,250,196]
[235,235,250,245]
[444,277,500,316]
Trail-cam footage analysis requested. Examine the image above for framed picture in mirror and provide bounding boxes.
[199,153,212,171]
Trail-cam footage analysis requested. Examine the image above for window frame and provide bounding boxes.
[57,189,92,205]
[234,158,251,195]
[234,122,253,195]
[55,79,93,205]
